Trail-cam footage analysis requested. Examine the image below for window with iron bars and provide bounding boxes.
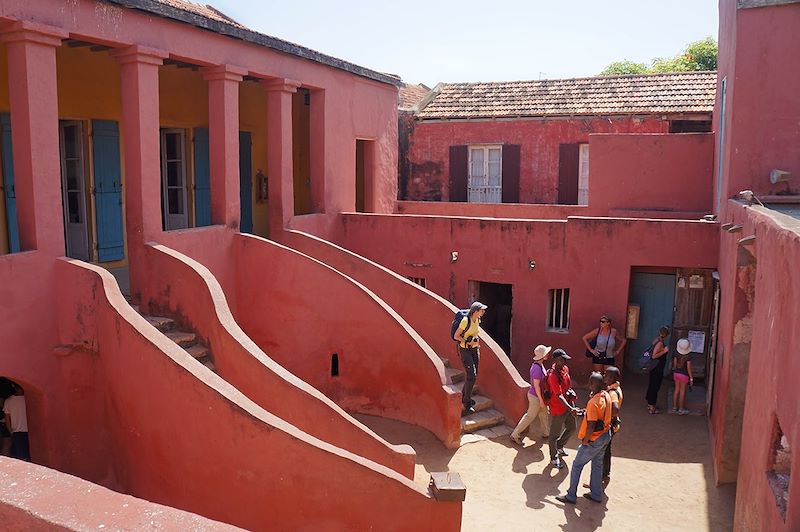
[547,288,570,331]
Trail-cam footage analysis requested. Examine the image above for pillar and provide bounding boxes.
[0,21,68,255]
[202,65,246,228]
[111,45,167,297]
[262,78,301,237]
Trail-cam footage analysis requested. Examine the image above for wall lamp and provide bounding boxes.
[726,224,743,233]
[528,259,536,270]
[450,251,458,263]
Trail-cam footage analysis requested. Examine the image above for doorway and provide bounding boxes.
[239,131,253,233]
[355,140,367,212]
[469,280,513,356]
[626,271,676,371]
[59,120,90,261]
[160,128,189,231]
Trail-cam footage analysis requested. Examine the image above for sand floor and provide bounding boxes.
[357,375,736,532]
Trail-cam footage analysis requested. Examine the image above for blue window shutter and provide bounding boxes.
[193,128,211,227]
[91,120,125,262]
[239,131,253,234]
[1,113,20,253]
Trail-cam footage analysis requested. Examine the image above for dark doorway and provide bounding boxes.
[293,88,312,215]
[474,281,513,356]
[355,139,367,212]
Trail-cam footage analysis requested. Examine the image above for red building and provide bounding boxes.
[402,72,715,206]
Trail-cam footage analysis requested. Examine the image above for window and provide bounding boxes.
[407,276,426,288]
[669,120,712,133]
[160,129,189,231]
[578,144,589,206]
[468,145,502,203]
[547,288,570,331]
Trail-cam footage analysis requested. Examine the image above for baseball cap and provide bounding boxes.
[551,348,571,360]
[470,301,488,313]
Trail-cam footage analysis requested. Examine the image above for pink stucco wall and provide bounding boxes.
[0,457,241,531]
[55,259,461,530]
[135,241,417,477]
[280,229,530,424]
[406,116,670,203]
[330,213,719,378]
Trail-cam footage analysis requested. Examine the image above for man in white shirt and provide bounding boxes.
[3,383,29,461]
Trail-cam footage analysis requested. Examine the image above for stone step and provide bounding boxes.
[438,356,451,368]
[445,367,465,384]
[185,344,209,359]
[200,358,216,372]
[165,330,197,348]
[470,394,493,413]
[143,315,175,333]
[445,383,480,395]
[461,408,505,434]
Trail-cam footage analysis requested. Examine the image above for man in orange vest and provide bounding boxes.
[556,372,612,505]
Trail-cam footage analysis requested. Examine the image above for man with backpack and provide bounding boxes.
[556,372,613,505]
[510,344,552,445]
[452,301,487,414]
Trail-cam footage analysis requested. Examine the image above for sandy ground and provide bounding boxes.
[357,375,736,532]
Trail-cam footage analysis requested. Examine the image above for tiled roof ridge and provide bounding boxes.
[440,70,717,88]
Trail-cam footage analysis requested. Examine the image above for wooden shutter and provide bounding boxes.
[193,128,211,227]
[91,120,125,262]
[0,113,19,253]
[558,143,580,205]
[239,131,253,234]
[448,145,468,202]
[501,144,520,203]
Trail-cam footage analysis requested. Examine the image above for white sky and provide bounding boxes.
[210,0,719,86]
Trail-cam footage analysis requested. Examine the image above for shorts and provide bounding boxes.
[673,372,690,384]
[591,352,615,366]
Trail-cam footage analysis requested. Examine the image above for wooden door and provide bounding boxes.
[626,272,676,372]
[673,268,716,379]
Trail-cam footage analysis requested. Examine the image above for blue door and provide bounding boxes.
[92,120,125,262]
[627,272,676,372]
[193,128,211,227]
[239,131,253,234]
[1,113,20,253]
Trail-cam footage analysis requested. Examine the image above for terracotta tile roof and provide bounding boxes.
[416,71,717,120]
[155,0,245,27]
[399,83,432,111]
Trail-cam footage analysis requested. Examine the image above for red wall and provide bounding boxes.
[330,213,719,379]
[0,457,240,531]
[280,229,530,424]
[590,133,714,214]
[406,116,669,203]
[55,259,461,531]
[135,242,416,478]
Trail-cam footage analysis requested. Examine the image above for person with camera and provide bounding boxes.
[453,301,487,414]
[546,349,580,469]
[556,372,613,505]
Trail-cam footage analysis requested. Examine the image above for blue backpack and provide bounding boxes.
[450,309,470,342]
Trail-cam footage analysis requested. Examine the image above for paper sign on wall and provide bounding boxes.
[688,330,706,353]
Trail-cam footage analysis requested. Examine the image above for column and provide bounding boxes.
[111,45,167,295]
[0,21,68,255]
[202,65,247,228]
[262,78,301,237]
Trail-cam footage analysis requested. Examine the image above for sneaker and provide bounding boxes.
[558,448,568,457]
[555,495,575,504]
[669,407,678,414]
[679,409,689,415]
[510,433,523,446]
[551,458,564,469]
[461,405,475,416]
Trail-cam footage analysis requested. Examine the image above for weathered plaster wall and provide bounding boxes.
[135,241,417,477]
[280,229,530,425]
[406,116,668,203]
[56,259,461,531]
[333,213,719,378]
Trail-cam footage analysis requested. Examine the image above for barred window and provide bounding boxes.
[547,288,570,331]
[407,277,427,289]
